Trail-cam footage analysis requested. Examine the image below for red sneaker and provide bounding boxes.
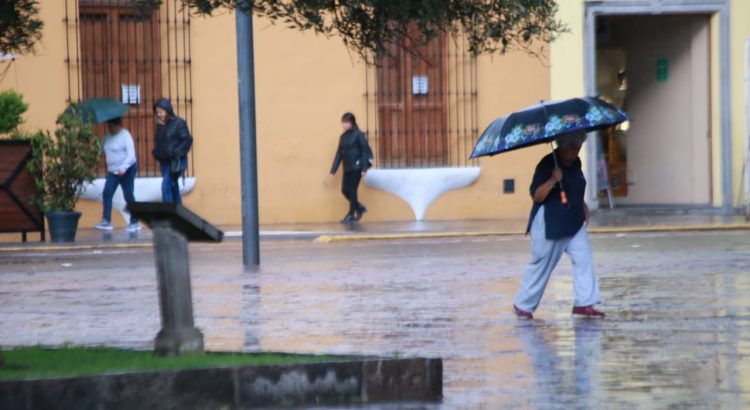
[513,305,533,319]
[572,305,605,318]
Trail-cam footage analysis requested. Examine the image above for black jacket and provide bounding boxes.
[330,129,373,174]
[152,98,193,162]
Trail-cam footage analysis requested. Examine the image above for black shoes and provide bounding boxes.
[355,205,367,221]
[341,205,367,224]
[340,212,355,224]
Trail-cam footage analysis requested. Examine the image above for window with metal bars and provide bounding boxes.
[364,34,478,169]
[64,0,193,177]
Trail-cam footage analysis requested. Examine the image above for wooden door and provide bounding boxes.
[377,32,448,168]
[0,141,44,241]
[79,4,161,176]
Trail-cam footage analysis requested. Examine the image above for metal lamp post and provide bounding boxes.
[235,3,261,266]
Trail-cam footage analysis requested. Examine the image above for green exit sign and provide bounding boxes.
[656,58,669,82]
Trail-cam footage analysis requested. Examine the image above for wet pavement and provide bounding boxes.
[1,230,750,408]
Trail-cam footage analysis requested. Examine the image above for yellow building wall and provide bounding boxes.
[1,2,70,140]
[729,0,750,205]
[7,0,748,231]
[186,13,390,225]
[428,50,550,220]
[550,1,585,102]
[144,13,551,225]
[3,5,550,228]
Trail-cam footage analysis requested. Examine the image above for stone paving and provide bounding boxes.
[1,230,750,408]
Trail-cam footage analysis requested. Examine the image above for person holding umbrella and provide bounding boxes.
[470,97,629,319]
[94,116,140,232]
[513,131,603,319]
[74,98,140,233]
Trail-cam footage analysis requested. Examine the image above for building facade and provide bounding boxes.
[2,0,747,229]
[551,0,750,212]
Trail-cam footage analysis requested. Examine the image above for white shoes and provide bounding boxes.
[94,220,113,230]
[95,220,141,233]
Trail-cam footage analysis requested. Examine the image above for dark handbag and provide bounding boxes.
[169,158,182,176]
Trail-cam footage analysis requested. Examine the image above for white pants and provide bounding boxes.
[514,206,601,312]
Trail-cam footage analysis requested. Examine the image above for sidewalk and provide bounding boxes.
[1,207,747,250]
[314,208,750,242]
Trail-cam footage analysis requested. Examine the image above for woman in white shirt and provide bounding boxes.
[94,117,140,232]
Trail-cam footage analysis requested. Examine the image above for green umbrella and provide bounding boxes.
[74,98,130,124]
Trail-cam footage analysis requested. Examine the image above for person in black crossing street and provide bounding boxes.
[329,112,373,223]
[152,98,193,204]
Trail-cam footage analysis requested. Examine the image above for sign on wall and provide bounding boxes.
[121,84,141,104]
[412,76,429,95]
[656,58,669,82]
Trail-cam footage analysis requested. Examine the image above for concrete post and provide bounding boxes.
[151,222,204,356]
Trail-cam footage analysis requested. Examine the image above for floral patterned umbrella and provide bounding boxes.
[469,97,628,159]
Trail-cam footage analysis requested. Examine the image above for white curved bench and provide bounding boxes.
[364,167,481,220]
[80,177,197,223]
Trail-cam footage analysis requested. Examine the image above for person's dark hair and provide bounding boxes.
[341,112,358,129]
[106,117,123,126]
[153,98,175,117]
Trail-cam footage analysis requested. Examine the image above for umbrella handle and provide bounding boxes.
[550,143,568,206]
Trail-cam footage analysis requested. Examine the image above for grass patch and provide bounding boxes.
[0,346,342,380]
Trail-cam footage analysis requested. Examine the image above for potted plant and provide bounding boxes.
[28,107,101,242]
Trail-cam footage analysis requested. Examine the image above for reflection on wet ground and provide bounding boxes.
[1,231,749,408]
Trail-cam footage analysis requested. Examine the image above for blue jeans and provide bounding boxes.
[160,158,188,204]
[102,163,138,224]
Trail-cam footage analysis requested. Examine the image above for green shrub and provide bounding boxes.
[0,90,29,135]
[28,106,101,212]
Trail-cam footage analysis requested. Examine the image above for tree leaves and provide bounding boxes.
[5,0,564,61]
[0,0,43,55]
[4,0,564,61]
[0,90,28,135]
[133,0,565,62]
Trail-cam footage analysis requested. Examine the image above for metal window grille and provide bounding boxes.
[364,36,478,169]
[64,0,193,177]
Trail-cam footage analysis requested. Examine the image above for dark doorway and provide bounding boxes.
[596,14,711,205]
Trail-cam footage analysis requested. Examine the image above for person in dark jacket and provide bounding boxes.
[152,98,192,204]
[513,131,604,319]
[329,112,373,223]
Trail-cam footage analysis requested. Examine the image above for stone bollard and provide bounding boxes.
[151,221,204,356]
[128,202,224,357]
